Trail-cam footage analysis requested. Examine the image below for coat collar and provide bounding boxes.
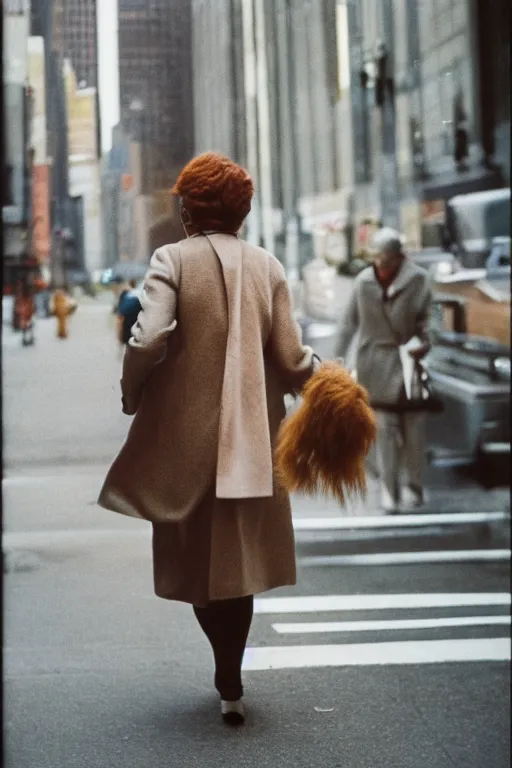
[190,230,239,239]
[364,258,421,297]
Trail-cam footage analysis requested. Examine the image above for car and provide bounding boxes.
[445,187,511,269]
[424,294,510,487]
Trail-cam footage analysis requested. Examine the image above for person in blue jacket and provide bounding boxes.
[116,279,142,346]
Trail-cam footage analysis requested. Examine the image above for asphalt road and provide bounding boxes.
[2,297,510,768]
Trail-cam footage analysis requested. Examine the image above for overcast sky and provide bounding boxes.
[97,0,120,154]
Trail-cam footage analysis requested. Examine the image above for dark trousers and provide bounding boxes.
[193,595,254,701]
[22,322,35,346]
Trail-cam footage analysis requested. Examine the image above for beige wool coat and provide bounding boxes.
[336,259,432,409]
[98,233,314,606]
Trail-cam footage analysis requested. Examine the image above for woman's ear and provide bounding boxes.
[180,206,192,227]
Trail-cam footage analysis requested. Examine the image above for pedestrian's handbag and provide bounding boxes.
[378,301,443,414]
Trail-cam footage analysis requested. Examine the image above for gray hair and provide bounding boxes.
[371,227,405,255]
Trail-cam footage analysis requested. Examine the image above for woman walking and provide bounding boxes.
[336,227,432,512]
[15,279,36,347]
[99,153,317,725]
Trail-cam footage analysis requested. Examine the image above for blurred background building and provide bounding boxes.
[29,0,101,288]
[191,0,510,269]
[98,0,195,273]
[3,0,510,289]
[56,0,98,89]
[3,1,35,291]
[63,58,101,279]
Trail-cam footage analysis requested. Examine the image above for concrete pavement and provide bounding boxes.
[2,294,510,768]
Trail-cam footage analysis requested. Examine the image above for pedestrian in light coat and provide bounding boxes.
[98,152,316,726]
[336,227,432,512]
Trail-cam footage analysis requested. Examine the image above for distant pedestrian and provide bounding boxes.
[16,280,36,347]
[116,279,142,347]
[336,227,432,513]
[98,153,377,726]
[34,273,51,318]
[51,288,77,339]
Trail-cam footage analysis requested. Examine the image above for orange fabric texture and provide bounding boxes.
[172,152,253,233]
[275,362,377,504]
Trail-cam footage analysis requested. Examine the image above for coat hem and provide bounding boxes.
[154,577,297,607]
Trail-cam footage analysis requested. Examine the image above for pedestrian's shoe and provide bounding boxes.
[221,699,245,726]
[381,486,399,514]
[400,485,424,511]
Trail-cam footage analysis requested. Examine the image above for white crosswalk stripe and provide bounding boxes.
[254,593,511,613]
[271,615,511,634]
[243,638,511,671]
[245,592,511,671]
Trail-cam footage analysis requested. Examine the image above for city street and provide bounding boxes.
[3,296,510,768]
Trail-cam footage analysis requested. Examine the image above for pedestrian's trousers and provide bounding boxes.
[375,411,425,501]
[193,595,254,701]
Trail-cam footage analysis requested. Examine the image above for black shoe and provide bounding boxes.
[221,700,245,726]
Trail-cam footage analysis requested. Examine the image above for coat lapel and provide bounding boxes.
[385,258,419,299]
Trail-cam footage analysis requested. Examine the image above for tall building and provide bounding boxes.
[192,0,346,268]
[64,59,102,276]
[31,0,102,285]
[60,0,98,88]
[345,0,509,249]
[192,0,246,164]
[28,36,51,269]
[192,0,509,274]
[3,0,34,289]
[118,0,194,194]
[31,0,70,209]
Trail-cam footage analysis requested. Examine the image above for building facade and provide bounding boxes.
[64,59,102,277]
[31,0,82,286]
[346,0,509,249]
[192,0,246,163]
[59,0,98,88]
[191,0,509,271]
[118,0,194,195]
[474,0,510,182]
[192,0,351,269]
[28,35,51,269]
[3,1,33,288]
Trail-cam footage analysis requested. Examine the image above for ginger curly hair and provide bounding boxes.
[172,152,254,233]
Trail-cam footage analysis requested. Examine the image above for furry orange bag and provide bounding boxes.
[275,361,377,503]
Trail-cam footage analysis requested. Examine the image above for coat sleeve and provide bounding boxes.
[121,246,180,415]
[268,266,314,394]
[335,282,359,360]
